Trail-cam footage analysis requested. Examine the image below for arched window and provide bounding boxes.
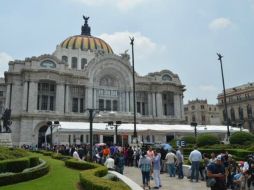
[62,56,68,63]
[192,115,196,122]
[247,104,253,118]
[230,108,236,122]
[238,107,244,121]
[162,74,172,81]
[71,57,77,69]
[81,58,87,69]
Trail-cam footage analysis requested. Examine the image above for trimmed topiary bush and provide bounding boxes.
[229,131,254,145]
[0,159,49,186]
[181,136,196,145]
[0,157,30,173]
[196,133,220,147]
[28,156,39,167]
[0,147,28,161]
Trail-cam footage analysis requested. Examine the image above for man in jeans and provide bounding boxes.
[153,150,162,189]
[139,152,152,190]
[189,146,202,182]
[176,147,184,179]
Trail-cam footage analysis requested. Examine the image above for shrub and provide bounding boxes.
[229,131,254,145]
[0,147,28,161]
[51,153,72,161]
[196,133,219,147]
[181,136,196,145]
[0,157,30,173]
[28,156,39,167]
[66,159,130,190]
[0,159,49,186]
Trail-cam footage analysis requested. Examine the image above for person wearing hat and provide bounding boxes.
[207,155,227,190]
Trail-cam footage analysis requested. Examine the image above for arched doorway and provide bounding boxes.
[38,125,50,148]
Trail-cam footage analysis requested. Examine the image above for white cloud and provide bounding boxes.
[198,84,218,92]
[209,17,233,31]
[0,52,13,77]
[74,0,145,10]
[98,31,167,75]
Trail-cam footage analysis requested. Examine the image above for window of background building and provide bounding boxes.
[191,105,195,110]
[71,86,85,113]
[230,108,236,122]
[185,116,188,122]
[202,115,206,123]
[201,105,205,109]
[137,102,141,113]
[106,100,111,111]
[184,107,188,111]
[209,107,211,111]
[192,115,196,122]
[113,100,118,111]
[0,91,3,97]
[71,57,78,69]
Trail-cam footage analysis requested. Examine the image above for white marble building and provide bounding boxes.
[2,17,185,147]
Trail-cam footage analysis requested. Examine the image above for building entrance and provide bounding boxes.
[38,125,50,148]
[103,135,113,145]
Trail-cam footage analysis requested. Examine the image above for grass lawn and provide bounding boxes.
[1,153,81,190]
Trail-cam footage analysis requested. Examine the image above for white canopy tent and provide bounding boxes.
[45,122,248,136]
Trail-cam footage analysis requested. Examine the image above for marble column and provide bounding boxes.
[148,93,152,116]
[126,91,130,112]
[128,134,132,144]
[129,91,134,112]
[93,88,97,109]
[156,93,163,117]
[22,81,28,111]
[28,82,38,112]
[174,94,181,119]
[56,83,65,113]
[86,87,93,109]
[152,93,156,117]
[99,135,103,143]
[5,84,11,109]
[65,85,70,113]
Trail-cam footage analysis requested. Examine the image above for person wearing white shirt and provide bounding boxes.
[189,146,202,182]
[104,156,115,170]
[73,149,81,161]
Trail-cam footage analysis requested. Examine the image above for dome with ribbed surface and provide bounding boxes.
[60,35,113,54]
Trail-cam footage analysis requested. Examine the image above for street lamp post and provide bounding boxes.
[107,121,122,145]
[130,37,137,143]
[217,53,230,139]
[191,122,198,137]
[47,120,60,150]
[87,108,99,161]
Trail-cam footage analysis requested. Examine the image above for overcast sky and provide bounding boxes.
[0,0,254,104]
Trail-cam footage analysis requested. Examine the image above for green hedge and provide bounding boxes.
[0,159,49,186]
[51,153,72,161]
[229,131,254,145]
[29,156,40,167]
[196,133,220,146]
[65,159,130,190]
[0,157,30,173]
[0,147,28,161]
[182,147,253,161]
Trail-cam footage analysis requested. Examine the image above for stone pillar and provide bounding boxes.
[22,81,28,111]
[126,91,130,112]
[152,93,156,116]
[148,93,152,116]
[180,94,184,119]
[93,88,97,109]
[56,83,65,113]
[138,135,142,143]
[5,84,11,109]
[99,135,103,143]
[65,85,70,113]
[174,94,181,119]
[128,134,132,144]
[86,87,93,109]
[28,82,38,112]
[129,91,134,112]
[113,134,116,144]
[156,93,163,117]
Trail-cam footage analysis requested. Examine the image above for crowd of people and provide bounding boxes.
[25,143,254,190]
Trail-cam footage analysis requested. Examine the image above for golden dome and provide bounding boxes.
[60,35,113,54]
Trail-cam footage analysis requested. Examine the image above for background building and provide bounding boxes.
[184,99,221,125]
[217,82,254,132]
[1,17,185,147]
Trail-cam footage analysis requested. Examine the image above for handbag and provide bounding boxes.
[206,177,216,187]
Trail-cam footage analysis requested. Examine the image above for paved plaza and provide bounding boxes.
[124,166,208,190]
